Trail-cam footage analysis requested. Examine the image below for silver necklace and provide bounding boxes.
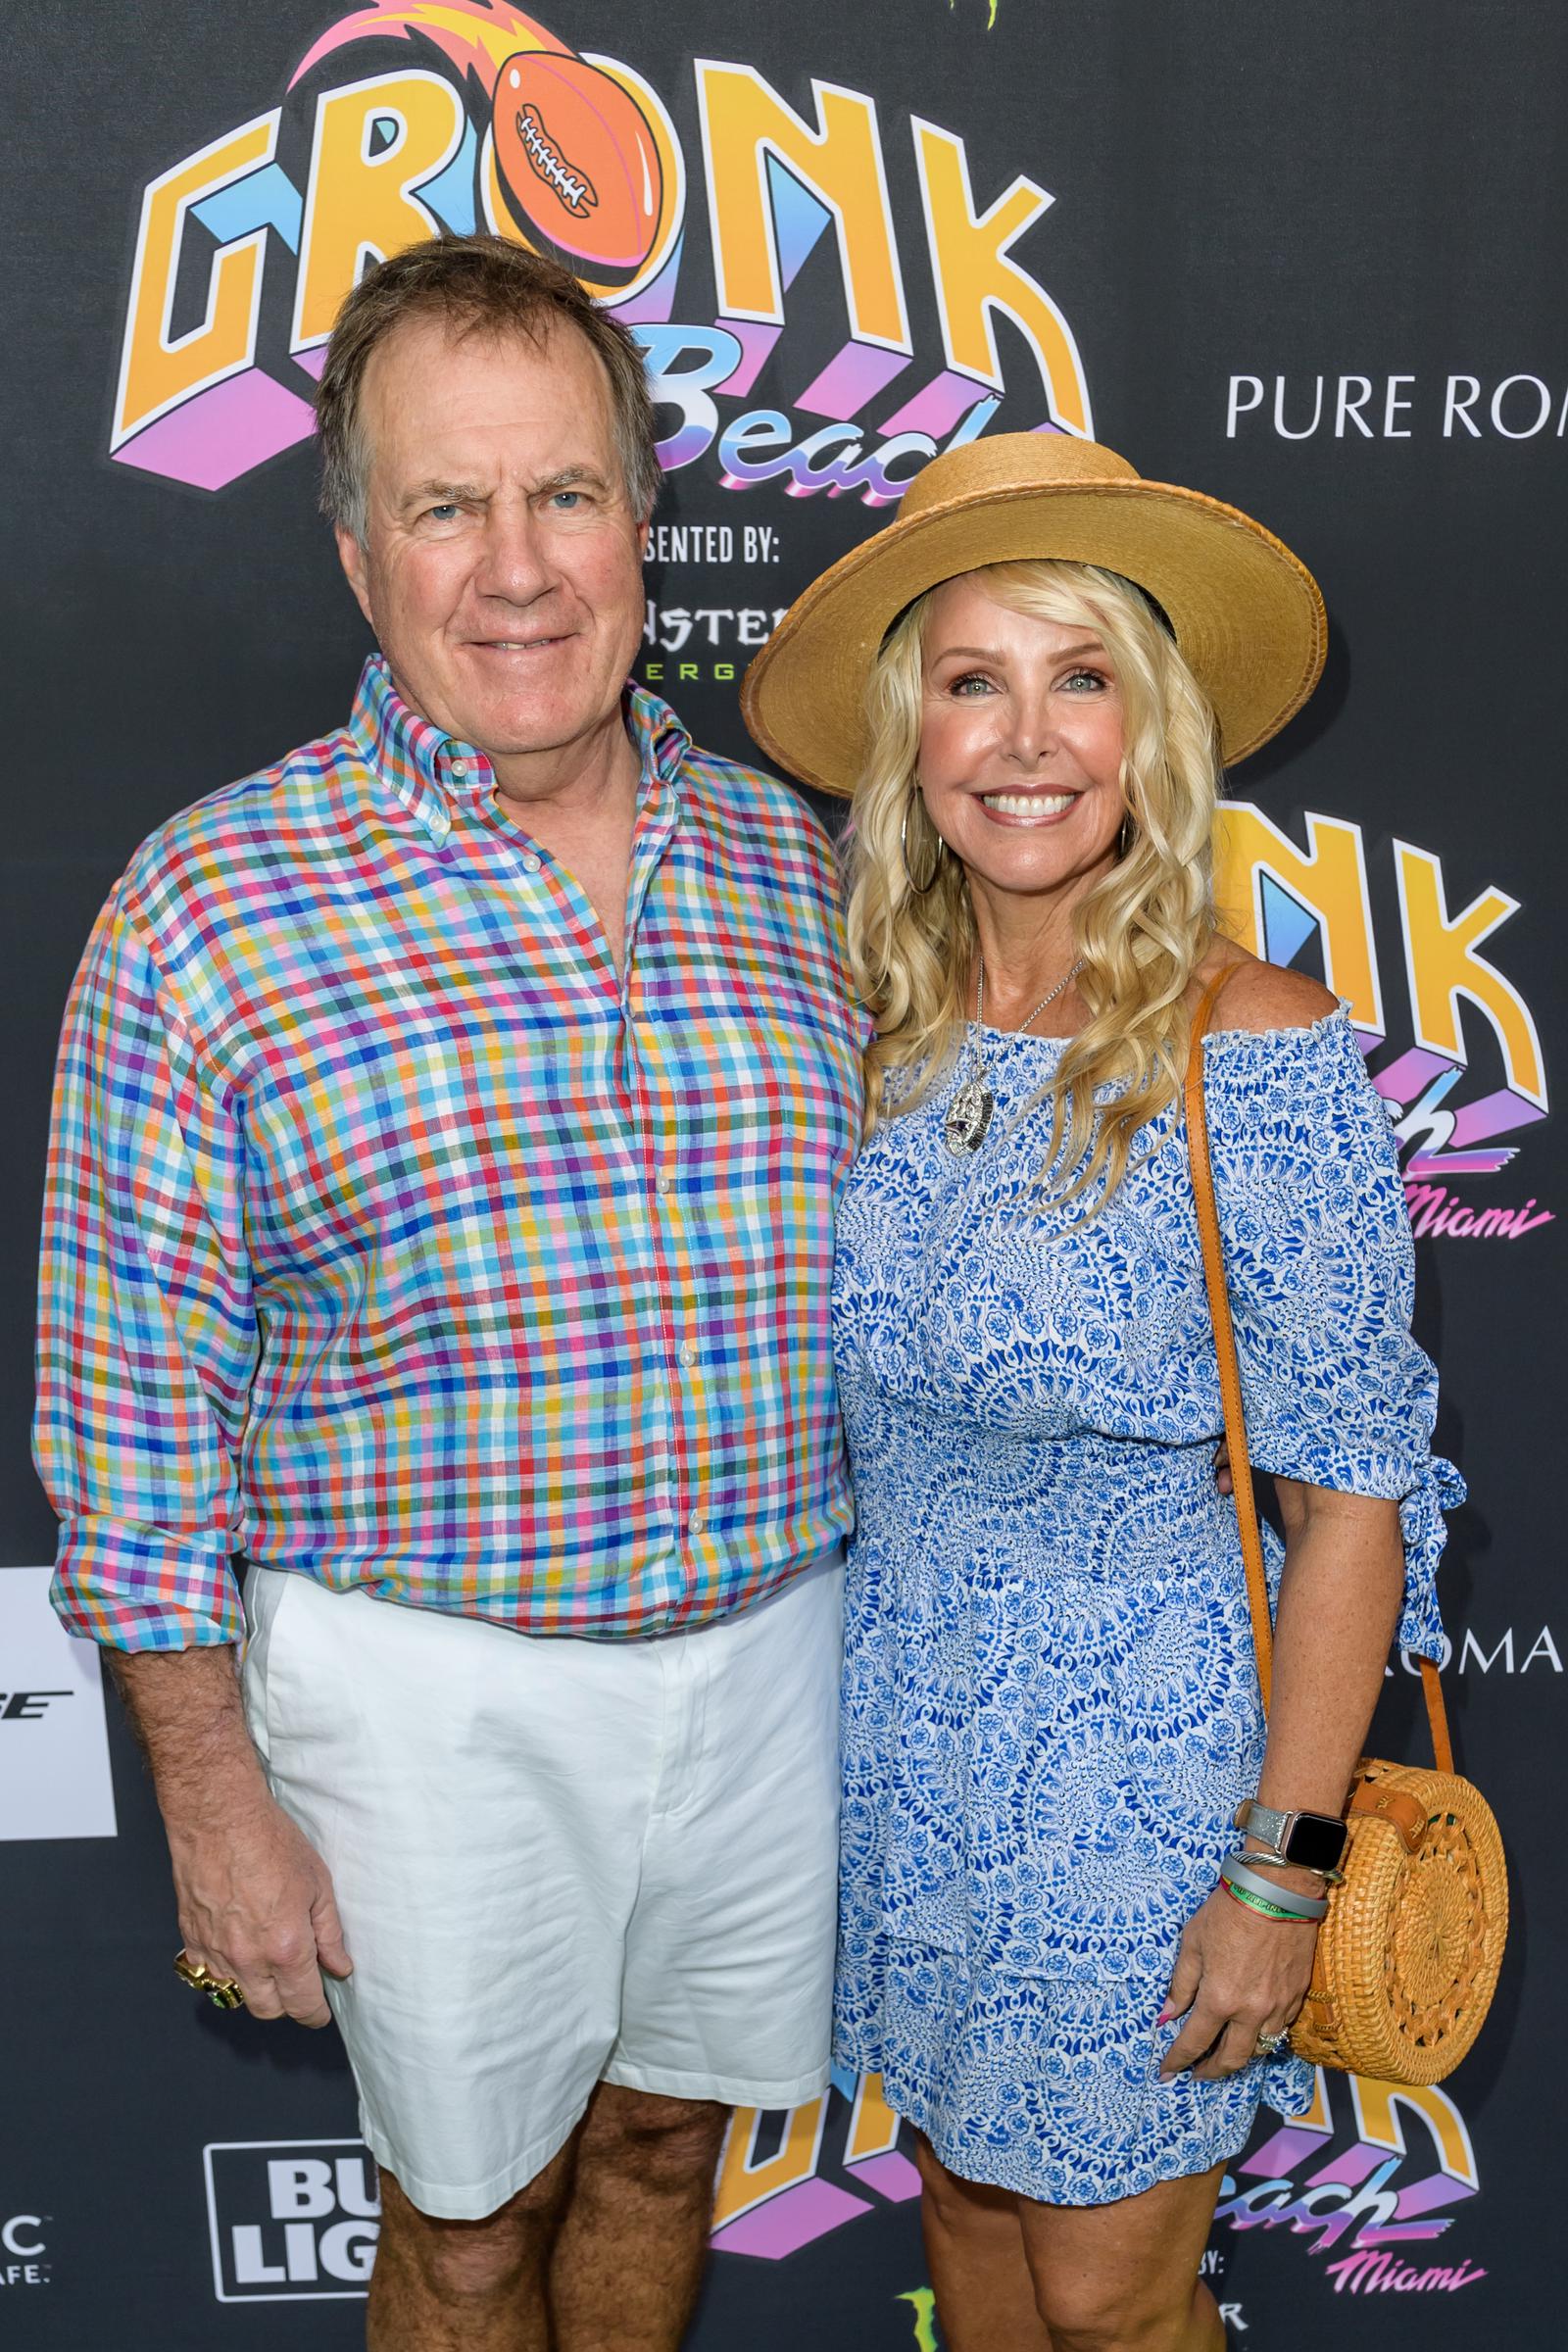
[943,955,1086,1157]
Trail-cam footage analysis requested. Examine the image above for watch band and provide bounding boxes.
[1233,1799,1348,1873]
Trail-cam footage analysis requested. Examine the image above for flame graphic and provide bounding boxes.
[290,3,568,97]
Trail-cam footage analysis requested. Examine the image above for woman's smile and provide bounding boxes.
[975,787,1082,823]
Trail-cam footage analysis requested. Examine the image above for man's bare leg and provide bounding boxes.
[368,2085,726,2349]
[368,2146,576,2352]
[549,2084,728,2352]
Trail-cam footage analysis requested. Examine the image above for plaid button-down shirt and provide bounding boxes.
[36,659,864,1651]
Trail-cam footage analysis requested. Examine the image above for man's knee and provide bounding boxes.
[578,2088,728,2193]
[377,2162,568,2301]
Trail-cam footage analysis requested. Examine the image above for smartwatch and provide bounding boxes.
[1233,1800,1348,1876]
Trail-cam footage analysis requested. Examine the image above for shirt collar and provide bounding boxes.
[621,680,693,796]
[347,656,490,845]
[347,656,694,844]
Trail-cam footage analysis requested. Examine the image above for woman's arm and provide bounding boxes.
[1263,1478,1403,1820]
[1159,953,1452,2078]
[1160,1483,1403,2080]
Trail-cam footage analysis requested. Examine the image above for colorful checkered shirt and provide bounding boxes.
[37,659,864,1652]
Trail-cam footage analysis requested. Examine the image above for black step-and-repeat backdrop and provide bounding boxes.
[3,3,1563,2344]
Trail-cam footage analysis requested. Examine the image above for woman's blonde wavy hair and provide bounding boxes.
[845,559,1220,1216]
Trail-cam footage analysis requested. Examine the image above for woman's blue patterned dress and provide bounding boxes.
[831,1006,1462,2204]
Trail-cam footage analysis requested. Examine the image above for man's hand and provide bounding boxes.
[110,1642,351,2028]
[170,1788,352,2026]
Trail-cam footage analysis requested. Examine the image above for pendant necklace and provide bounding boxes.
[943,954,1086,1158]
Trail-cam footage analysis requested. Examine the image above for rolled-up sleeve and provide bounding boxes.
[1203,1011,1462,1666]
[34,891,257,1651]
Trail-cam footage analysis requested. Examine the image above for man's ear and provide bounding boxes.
[335,523,374,628]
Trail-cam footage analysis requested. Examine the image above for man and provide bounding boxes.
[35,234,863,2351]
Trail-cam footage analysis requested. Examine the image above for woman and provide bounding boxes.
[742,436,1459,2350]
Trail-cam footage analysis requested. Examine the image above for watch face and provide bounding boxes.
[1287,1813,1348,1873]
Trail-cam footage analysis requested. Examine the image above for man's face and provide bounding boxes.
[337,314,649,784]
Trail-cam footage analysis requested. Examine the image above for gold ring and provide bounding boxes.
[1253,2029,1289,2057]
[174,1949,246,2011]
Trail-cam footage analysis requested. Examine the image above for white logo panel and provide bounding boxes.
[203,2140,380,2303]
[0,1567,117,1839]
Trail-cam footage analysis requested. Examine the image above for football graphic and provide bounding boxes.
[492,51,663,271]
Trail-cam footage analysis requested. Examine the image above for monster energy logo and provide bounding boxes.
[898,2289,938,2348]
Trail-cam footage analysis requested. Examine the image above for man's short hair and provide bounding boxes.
[315,233,662,542]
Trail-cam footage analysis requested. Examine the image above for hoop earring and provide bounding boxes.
[901,796,943,896]
[1118,811,1135,859]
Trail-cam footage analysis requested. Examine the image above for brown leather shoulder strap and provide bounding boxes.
[1184,969,1274,1711]
[1422,1656,1454,1775]
[1182,968,1455,1773]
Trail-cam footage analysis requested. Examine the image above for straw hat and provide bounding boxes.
[740,432,1327,796]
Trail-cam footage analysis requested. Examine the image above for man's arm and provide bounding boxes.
[35,893,348,2025]
[111,1647,350,2026]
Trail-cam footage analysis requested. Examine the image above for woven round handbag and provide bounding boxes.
[1289,1753,1507,2081]
[1186,977,1508,2084]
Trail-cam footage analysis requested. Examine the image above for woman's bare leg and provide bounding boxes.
[913,2136,1051,2352]
[1016,2160,1228,2351]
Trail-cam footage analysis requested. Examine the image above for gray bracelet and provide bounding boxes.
[1221,1851,1330,1921]
[1242,1846,1343,1887]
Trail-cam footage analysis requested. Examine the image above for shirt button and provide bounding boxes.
[677,1342,697,1368]
[521,853,542,874]
[688,1510,706,1536]
[450,758,468,779]
[656,1173,674,1197]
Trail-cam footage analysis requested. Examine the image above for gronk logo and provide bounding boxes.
[514,104,595,218]
[1213,2068,1488,2298]
[1215,807,1552,1240]
[109,2,1090,504]
[490,48,659,252]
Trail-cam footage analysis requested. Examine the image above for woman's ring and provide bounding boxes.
[173,1949,246,2010]
[1253,2029,1289,2056]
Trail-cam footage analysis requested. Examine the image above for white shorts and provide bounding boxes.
[240,1556,843,2221]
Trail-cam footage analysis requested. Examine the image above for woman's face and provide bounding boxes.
[916,574,1126,909]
